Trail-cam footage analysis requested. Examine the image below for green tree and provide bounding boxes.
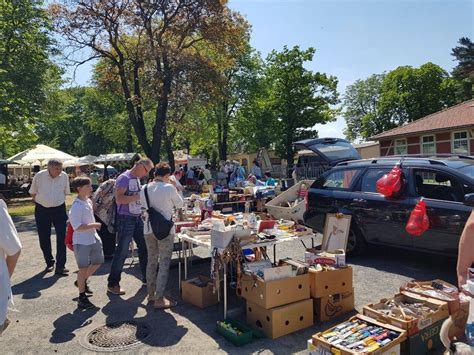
[51,0,249,163]
[343,74,385,141]
[264,46,339,165]
[0,0,59,157]
[378,63,457,129]
[451,37,474,101]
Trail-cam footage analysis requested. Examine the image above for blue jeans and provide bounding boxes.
[107,214,148,287]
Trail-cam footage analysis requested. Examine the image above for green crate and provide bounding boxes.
[216,319,254,346]
[403,318,448,354]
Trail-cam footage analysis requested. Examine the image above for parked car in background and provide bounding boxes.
[293,138,361,180]
[304,156,474,255]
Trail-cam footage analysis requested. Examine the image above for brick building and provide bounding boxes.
[371,99,474,156]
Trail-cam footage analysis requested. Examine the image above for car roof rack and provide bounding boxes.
[338,155,452,167]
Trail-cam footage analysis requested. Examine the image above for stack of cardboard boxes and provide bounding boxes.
[309,266,355,322]
[240,268,313,339]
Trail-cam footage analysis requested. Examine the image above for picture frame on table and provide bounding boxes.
[322,213,351,252]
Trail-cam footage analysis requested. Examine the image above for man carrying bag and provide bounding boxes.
[140,163,183,309]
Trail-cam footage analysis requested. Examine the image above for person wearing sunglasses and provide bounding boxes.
[107,158,153,296]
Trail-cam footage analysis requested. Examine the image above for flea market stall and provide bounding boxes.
[171,163,469,353]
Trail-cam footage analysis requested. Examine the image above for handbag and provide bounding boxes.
[144,184,174,240]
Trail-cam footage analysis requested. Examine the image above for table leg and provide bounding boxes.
[273,244,276,264]
[183,239,188,280]
[178,252,182,293]
[224,262,227,320]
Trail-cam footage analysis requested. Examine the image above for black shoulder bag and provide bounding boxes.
[143,184,174,240]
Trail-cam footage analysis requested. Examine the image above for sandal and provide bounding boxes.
[154,298,178,309]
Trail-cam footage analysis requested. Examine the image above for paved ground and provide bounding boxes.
[1,215,456,354]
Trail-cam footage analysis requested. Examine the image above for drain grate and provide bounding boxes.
[81,321,151,352]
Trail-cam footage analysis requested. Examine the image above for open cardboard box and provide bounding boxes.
[240,273,310,309]
[362,291,449,336]
[309,265,353,298]
[312,314,407,355]
[181,275,218,309]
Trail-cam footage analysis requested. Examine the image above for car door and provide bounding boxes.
[410,168,473,255]
[350,166,415,247]
[304,167,362,233]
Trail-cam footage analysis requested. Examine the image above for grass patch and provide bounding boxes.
[7,194,77,217]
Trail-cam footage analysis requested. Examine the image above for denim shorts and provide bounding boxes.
[74,238,104,269]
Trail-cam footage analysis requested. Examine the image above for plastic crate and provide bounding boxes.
[265,180,314,222]
[215,319,254,346]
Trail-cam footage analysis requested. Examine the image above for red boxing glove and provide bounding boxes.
[376,164,403,197]
[406,199,430,236]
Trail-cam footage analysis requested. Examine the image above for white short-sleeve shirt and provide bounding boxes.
[29,170,70,208]
[0,200,22,326]
[69,198,99,245]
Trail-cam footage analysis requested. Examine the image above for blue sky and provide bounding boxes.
[69,0,473,140]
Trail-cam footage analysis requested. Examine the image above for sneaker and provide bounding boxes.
[74,280,93,295]
[78,297,97,310]
[107,285,126,295]
[55,268,70,276]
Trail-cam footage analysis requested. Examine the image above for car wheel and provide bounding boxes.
[346,224,367,256]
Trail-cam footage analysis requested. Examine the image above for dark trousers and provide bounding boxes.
[107,214,148,287]
[95,215,116,257]
[34,203,67,269]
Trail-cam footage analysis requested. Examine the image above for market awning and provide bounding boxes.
[63,155,99,167]
[95,153,139,165]
[7,144,77,166]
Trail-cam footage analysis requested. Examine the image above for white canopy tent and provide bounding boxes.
[63,155,99,168]
[8,144,77,167]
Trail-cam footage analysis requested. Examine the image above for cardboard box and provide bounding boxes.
[314,289,355,322]
[312,314,407,355]
[246,299,313,339]
[362,291,449,336]
[309,266,353,298]
[181,276,218,309]
[402,318,446,354]
[305,248,346,267]
[241,273,310,309]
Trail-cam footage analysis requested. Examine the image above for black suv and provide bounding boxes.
[303,156,474,256]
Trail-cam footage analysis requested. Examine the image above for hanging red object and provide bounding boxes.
[406,199,430,236]
[65,222,74,251]
[376,164,403,197]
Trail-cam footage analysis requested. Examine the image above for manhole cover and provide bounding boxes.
[81,321,151,352]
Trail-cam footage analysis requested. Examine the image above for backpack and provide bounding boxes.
[92,179,117,233]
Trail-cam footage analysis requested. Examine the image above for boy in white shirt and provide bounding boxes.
[69,177,104,309]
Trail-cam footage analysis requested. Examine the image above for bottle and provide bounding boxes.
[466,298,474,346]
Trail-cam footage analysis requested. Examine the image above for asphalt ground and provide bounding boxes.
[1,215,455,354]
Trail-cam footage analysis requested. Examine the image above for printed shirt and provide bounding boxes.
[69,198,99,245]
[0,200,22,325]
[115,170,142,216]
[29,170,70,208]
[140,181,184,235]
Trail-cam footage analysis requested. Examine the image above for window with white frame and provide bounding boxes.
[453,131,469,154]
[394,139,407,155]
[421,135,436,154]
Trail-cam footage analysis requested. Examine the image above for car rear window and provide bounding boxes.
[314,168,361,190]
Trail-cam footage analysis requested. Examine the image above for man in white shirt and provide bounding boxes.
[140,162,183,309]
[0,199,22,335]
[29,159,70,275]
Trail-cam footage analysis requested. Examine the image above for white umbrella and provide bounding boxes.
[63,155,98,167]
[8,144,77,166]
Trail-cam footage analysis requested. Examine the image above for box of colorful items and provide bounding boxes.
[312,314,407,354]
[362,291,449,336]
[216,319,254,346]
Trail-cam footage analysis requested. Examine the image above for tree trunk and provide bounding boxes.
[217,110,223,161]
[163,123,175,171]
[285,131,294,178]
[117,63,151,157]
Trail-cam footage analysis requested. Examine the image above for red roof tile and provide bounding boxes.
[371,99,474,140]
